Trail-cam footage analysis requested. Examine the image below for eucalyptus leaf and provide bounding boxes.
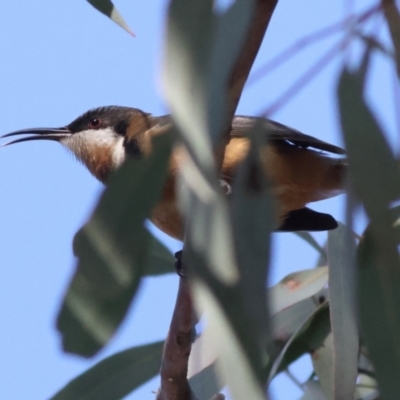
[337,64,400,214]
[338,56,400,399]
[163,0,269,398]
[357,226,400,400]
[163,0,255,169]
[146,234,175,276]
[327,224,358,400]
[269,267,328,316]
[57,134,172,357]
[300,380,328,400]
[189,363,221,400]
[267,302,330,382]
[193,281,267,400]
[311,333,334,399]
[51,341,164,400]
[163,0,217,169]
[271,296,321,343]
[231,121,274,356]
[87,0,134,35]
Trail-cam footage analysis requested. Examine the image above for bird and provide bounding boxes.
[1,105,346,239]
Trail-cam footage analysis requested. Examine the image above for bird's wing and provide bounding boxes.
[230,116,346,155]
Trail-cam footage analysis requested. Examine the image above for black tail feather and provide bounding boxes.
[277,207,338,232]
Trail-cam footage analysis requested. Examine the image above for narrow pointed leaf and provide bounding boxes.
[163,1,270,398]
[311,333,334,398]
[193,281,267,400]
[231,122,274,359]
[269,267,328,316]
[328,224,358,400]
[267,302,330,381]
[357,225,400,400]
[338,58,400,399]
[87,0,134,36]
[189,363,221,400]
[146,235,175,276]
[188,325,224,398]
[57,134,172,357]
[163,0,255,168]
[51,341,164,400]
[271,295,322,343]
[337,65,400,214]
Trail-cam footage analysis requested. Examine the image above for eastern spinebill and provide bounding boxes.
[1,106,346,238]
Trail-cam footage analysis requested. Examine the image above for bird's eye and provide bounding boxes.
[88,118,101,129]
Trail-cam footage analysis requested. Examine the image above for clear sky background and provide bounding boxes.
[0,1,396,399]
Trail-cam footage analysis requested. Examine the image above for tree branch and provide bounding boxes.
[157,277,199,400]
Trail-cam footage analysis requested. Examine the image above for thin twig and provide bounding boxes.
[248,3,381,85]
[259,38,347,117]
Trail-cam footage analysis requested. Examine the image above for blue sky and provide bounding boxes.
[0,1,395,399]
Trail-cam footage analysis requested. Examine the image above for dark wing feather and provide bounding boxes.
[230,116,346,155]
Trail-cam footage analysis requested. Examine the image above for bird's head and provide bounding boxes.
[2,106,154,183]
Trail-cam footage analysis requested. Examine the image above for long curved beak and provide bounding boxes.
[1,127,72,146]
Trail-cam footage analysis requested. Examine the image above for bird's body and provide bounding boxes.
[2,106,346,238]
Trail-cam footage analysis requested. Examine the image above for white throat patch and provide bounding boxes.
[60,127,126,169]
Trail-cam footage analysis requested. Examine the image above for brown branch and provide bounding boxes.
[157,277,199,400]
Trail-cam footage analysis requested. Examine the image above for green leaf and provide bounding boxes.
[163,1,269,398]
[51,341,164,400]
[327,224,358,400]
[163,0,217,170]
[271,295,323,343]
[57,134,172,357]
[231,122,274,357]
[146,234,175,276]
[188,327,224,398]
[337,63,400,215]
[189,363,221,400]
[357,224,400,400]
[311,333,334,398]
[269,267,328,316]
[163,0,255,169]
[300,380,328,400]
[267,302,331,382]
[338,55,400,399]
[87,0,134,36]
[193,281,267,400]
[183,124,274,397]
